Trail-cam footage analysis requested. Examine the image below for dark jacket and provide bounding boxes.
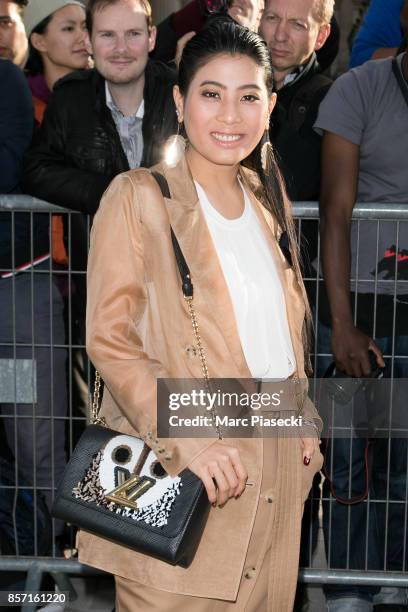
[270,54,332,202]
[0,61,34,194]
[0,61,47,274]
[23,61,178,215]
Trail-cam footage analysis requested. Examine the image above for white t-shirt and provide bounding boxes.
[195,179,296,380]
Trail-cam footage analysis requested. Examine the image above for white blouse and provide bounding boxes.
[195,179,296,380]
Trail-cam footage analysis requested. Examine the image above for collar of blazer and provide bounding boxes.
[150,154,304,380]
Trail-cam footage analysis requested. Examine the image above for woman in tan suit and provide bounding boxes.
[78,18,323,612]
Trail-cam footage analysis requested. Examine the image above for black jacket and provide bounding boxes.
[271,54,332,202]
[23,61,177,214]
[0,61,34,194]
[0,61,48,274]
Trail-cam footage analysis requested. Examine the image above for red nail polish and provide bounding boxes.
[303,456,311,466]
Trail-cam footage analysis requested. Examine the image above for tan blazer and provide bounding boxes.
[77,156,323,606]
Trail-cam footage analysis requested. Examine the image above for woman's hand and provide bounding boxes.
[188,442,248,507]
[175,31,196,67]
[300,435,320,466]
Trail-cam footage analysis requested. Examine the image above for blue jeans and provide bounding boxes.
[315,318,408,602]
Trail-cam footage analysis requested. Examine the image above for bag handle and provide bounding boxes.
[151,171,194,299]
[392,56,408,108]
[151,171,211,381]
[91,171,222,439]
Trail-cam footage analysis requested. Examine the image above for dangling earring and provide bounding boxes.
[164,110,186,167]
[260,129,271,174]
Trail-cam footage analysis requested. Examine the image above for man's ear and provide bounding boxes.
[148,25,157,53]
[173,85,184,122]
[315,23,331,52]
[268,92,277,115]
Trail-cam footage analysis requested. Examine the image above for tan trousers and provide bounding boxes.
[115,552,270,611]
[115,440,279,612]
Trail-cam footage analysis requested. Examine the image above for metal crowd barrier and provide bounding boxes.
[0,196,407,610]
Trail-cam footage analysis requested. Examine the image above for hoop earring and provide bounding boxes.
[260,129,271,174]
[164,117,187,168]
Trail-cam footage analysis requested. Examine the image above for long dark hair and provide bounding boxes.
[25,15,52,76]
[178,19,312,370]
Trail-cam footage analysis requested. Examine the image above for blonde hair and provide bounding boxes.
[312,0,335,25]
[87,0,153,33]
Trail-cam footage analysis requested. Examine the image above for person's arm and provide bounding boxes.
[371,47,399,60]
[23,95,111,214]
[151,0,204,63]
[0,62,33,193]
[319,132,384,377]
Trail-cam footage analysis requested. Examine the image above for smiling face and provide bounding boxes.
[228,0,264,32]
[31,4,89,73]
[90,0,156,86]
[259,0,330,86]
[174,53,275,171]
[0,1,27,65]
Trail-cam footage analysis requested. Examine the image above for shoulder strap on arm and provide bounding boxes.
[150,170,193,298]
[392,57,408,108]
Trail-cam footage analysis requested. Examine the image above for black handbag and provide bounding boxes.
[51,172,221,567]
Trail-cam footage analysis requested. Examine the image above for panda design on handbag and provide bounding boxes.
[72,434,182,527]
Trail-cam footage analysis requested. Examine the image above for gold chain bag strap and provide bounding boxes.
[91,295,222,436]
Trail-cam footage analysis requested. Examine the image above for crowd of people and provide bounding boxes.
[1,0,408,610]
